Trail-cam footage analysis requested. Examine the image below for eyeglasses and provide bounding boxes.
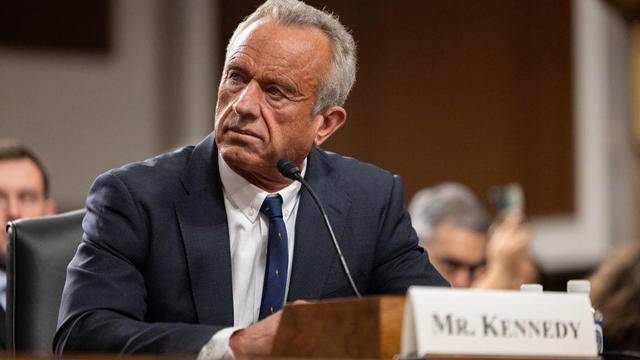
[434,256,487,279]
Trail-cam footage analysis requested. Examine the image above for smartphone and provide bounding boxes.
[488,183,525,220]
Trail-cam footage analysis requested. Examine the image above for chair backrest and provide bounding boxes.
[6,209,85,353]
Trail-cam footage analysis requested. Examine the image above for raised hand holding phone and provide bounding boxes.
[473,183,536,289]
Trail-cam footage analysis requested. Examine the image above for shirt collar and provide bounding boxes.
[218,154,305,223]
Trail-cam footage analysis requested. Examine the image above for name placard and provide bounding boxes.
[401,286,597,357]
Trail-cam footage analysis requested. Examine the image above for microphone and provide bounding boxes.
[277,158,362,298]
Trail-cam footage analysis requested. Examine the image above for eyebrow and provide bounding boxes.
[263,76,299,97]
[225,62,249,76]
[225,61,301,98]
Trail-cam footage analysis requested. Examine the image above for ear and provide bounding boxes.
[44,199,57,216]
[313,106,347,146]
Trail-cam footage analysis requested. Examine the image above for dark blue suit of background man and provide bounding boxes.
[54,0,449,357]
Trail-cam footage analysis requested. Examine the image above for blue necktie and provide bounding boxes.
[259,195,288,319]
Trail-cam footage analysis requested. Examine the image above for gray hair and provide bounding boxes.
[408,183,490,247]
[226,0,357,115]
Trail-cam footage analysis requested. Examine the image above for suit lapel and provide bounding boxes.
[176,135,234,326]
[174,140,353,318]
[288,149,352,300]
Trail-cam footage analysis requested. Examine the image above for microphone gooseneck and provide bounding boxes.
[277,158,362,298]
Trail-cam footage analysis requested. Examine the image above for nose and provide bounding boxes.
[5,197,21,222]
[450,268,473,288]
[232,80,261,118]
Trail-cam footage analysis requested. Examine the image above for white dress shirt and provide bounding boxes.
[198,155,304,360]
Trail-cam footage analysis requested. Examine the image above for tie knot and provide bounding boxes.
[261,195,283,219]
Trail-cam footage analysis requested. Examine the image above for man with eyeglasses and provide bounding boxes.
[409,182,533,289]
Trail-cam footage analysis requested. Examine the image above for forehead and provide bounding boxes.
[226,19,332,76]
[0,158,45,193]
[431,222,487,261]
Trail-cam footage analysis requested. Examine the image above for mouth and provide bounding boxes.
[217,109,263,142]
[229,128,258,137]
[228,127,261,140]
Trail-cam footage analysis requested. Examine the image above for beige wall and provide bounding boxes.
[0,0,216,211]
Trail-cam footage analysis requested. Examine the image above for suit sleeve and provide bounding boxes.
[54,171,219,355]
[368,175,449,294]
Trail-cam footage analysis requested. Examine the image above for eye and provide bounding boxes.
[266,86,284,98]
[19,192,38,204]
[224,70,246,91]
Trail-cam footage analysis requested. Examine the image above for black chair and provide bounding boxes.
[6,209,85,353]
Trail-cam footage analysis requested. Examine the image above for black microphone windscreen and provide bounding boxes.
[277,158,301,180]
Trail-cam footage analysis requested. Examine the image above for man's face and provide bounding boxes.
[0,158,55,266]
[214,19,335,189]
[426,222,487,288]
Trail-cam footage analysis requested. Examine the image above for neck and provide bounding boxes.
[232,165,294,193]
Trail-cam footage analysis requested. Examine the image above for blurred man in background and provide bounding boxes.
[409,182,535,289]
[0,139,56,349]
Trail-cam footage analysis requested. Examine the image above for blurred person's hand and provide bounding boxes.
[472,211,532,290]
[487,211,531,269]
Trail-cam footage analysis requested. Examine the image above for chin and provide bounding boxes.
[220,147,267,169]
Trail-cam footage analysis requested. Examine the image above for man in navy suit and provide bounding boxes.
[54,0,448,357]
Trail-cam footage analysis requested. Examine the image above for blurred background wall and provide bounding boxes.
[0,0,638,279]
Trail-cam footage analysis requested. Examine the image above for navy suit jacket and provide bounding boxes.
[54,134,448,355]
